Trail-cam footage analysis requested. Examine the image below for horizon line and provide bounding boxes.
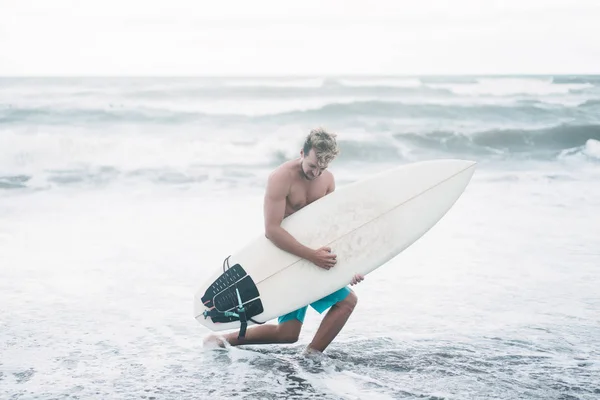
[1,73,600,78]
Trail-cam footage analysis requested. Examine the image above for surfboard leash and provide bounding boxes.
[221,255,265,340]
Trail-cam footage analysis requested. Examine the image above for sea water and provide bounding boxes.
[1,76,599,399]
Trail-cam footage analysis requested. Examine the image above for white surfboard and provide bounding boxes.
[194,159,476,332]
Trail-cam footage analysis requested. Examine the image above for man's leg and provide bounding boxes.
[307,289,358,353]
[203,307,306,347]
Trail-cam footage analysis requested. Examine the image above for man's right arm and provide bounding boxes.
[263,169,316,262]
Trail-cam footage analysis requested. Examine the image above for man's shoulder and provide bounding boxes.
[321,169,335,184]
[267,162,295,186]
[323,170,335,192]
[269,160,294,176]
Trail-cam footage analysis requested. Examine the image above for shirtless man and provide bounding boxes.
[203,128,364,354]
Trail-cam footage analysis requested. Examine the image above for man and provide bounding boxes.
[204,128,364,354]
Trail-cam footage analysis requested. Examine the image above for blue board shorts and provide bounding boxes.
[277,286,351,324]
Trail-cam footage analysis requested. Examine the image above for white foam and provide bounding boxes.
[223,78,325,88]
[336,78,422,88]
[583,138,600,160]
[428,78,593,96]
[557,139,600,169]
[0,127,278,176]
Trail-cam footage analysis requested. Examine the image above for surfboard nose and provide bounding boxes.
[434,159,477,179]
[405,159,476,182]
[439,159,477,187]
[440,158,477,170]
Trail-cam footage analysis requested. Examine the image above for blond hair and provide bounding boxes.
[303,127,340,168]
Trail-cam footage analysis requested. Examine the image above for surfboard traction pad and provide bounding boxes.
[201,263,264,324]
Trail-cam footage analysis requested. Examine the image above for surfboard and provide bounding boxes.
[194,159,476,333]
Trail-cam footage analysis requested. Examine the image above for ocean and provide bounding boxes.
[1,76,599,399]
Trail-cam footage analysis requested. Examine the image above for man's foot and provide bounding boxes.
[302,346,323,356]
[203,333,227,349]
[302,346,329,363]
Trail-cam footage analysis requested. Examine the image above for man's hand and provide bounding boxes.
[310,246,337,270]
[350,273,364,286]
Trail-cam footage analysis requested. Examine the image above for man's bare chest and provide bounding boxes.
[285,181,328,215]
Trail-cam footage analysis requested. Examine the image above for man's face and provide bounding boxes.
[301,148,327,180]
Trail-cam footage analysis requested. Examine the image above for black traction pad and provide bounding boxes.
[201,263,264,323]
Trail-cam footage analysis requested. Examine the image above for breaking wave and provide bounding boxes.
[394,124,600,156]
[3,100,599,126]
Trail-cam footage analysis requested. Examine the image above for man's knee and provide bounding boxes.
[277,321,301,343]
[338,290,358,313]
[280,332,300,344]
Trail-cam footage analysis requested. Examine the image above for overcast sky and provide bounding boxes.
[1,0,599,76]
